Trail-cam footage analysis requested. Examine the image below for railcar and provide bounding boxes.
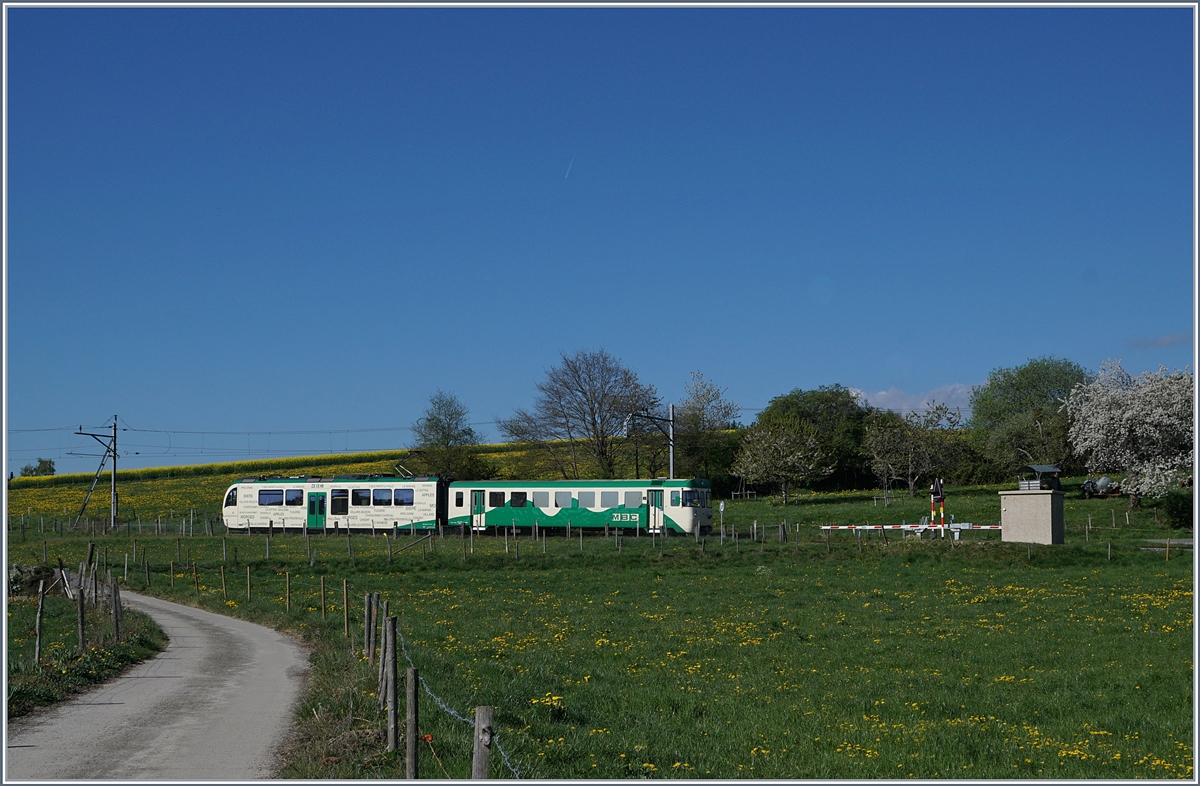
[447,478,712,535]
[221,475,446,534]
[221,475,713,536]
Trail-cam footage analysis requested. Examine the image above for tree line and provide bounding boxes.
[407,350,1193,513]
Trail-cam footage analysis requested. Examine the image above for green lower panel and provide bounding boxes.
[447,507,685,533]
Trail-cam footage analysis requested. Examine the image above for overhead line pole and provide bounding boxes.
[627,404,675,480]
[74,416,118,528]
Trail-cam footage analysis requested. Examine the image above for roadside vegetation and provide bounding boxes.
[6,591,167,718]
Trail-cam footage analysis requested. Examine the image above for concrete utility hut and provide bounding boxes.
[1000,464,1065,545]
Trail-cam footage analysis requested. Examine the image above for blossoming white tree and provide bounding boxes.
[1064,360,1193,506]
[731,415,833,506]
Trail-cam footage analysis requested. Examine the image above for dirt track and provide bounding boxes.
[6,591,308,781]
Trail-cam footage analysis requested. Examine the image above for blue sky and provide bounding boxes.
[5,6,1195,474]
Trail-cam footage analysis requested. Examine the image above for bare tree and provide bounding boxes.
[863,403,962,498]
[675,371,740,480]
[409,391,494,480]
[498,349,659,479]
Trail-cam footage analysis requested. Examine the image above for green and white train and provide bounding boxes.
[221,476,712,535]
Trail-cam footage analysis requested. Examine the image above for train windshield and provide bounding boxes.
[681,490,709,507]
[224,488,237,507]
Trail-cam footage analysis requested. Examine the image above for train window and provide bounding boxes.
[331,489,349,515]
[600,491,619,508]
[624,491,642,508]
[373,489,392,506]
[682,491,703,507]
[489,491,506,508]
[554,491,573,508]
[578,491,596,508]
[285,489,304,506]
[455,491,464,508]
[533,491,549,508]
[670,491,681,507]
[224,488,238,507]
[258,489,284,506]
[395,489,414,506]
[510,491,527,508]
[352,489,371,506]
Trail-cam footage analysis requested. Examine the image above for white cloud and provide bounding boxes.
[1127,331,1193,350]
[865,384,973,415]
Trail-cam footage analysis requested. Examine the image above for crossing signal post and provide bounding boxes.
[930,477,945,530]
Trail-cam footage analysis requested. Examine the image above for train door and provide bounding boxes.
[307,492,326,531]
[471,490,486,531]
[647,489,664,533]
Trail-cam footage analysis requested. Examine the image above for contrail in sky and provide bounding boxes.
[565,155,575,179]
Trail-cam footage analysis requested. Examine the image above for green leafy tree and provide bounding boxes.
[756,385,872,489]
[968,356,1090,476]
[19,458,55,477]
[409,391,495,480]
[730,415,833,505]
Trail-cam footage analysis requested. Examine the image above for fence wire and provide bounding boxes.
[397,627,522,779]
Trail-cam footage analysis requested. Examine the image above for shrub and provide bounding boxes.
[1159,490,1194,529]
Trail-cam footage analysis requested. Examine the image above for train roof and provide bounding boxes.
[446,478,710,489]
[232,474,440,484]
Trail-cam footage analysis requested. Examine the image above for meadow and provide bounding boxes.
[7,491,1192,779]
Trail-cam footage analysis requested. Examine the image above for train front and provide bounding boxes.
[669,479,714,535]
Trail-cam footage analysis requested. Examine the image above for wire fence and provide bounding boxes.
[396,626,521,779]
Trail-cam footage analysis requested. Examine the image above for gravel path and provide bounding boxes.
[6,592,308,781]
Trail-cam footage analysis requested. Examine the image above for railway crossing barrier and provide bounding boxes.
[819,517,1002,541]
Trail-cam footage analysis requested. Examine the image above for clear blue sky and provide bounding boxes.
[5,6,1195,474]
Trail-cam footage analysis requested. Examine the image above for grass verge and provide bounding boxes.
[6,593,168,718]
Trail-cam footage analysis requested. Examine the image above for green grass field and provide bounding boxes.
[9,489,1192,779]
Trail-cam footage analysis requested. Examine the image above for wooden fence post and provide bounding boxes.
[221,565,227,600]
[76,581,86,656]
[406,667,419,779]
[472,705,494,779]
[386,617,399,752]
[34,580,45,664]
[111,577,121,641]
[343,579,349,638]
[377,600,389,694]
[365,593,374,663]
[246,566,251,601]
